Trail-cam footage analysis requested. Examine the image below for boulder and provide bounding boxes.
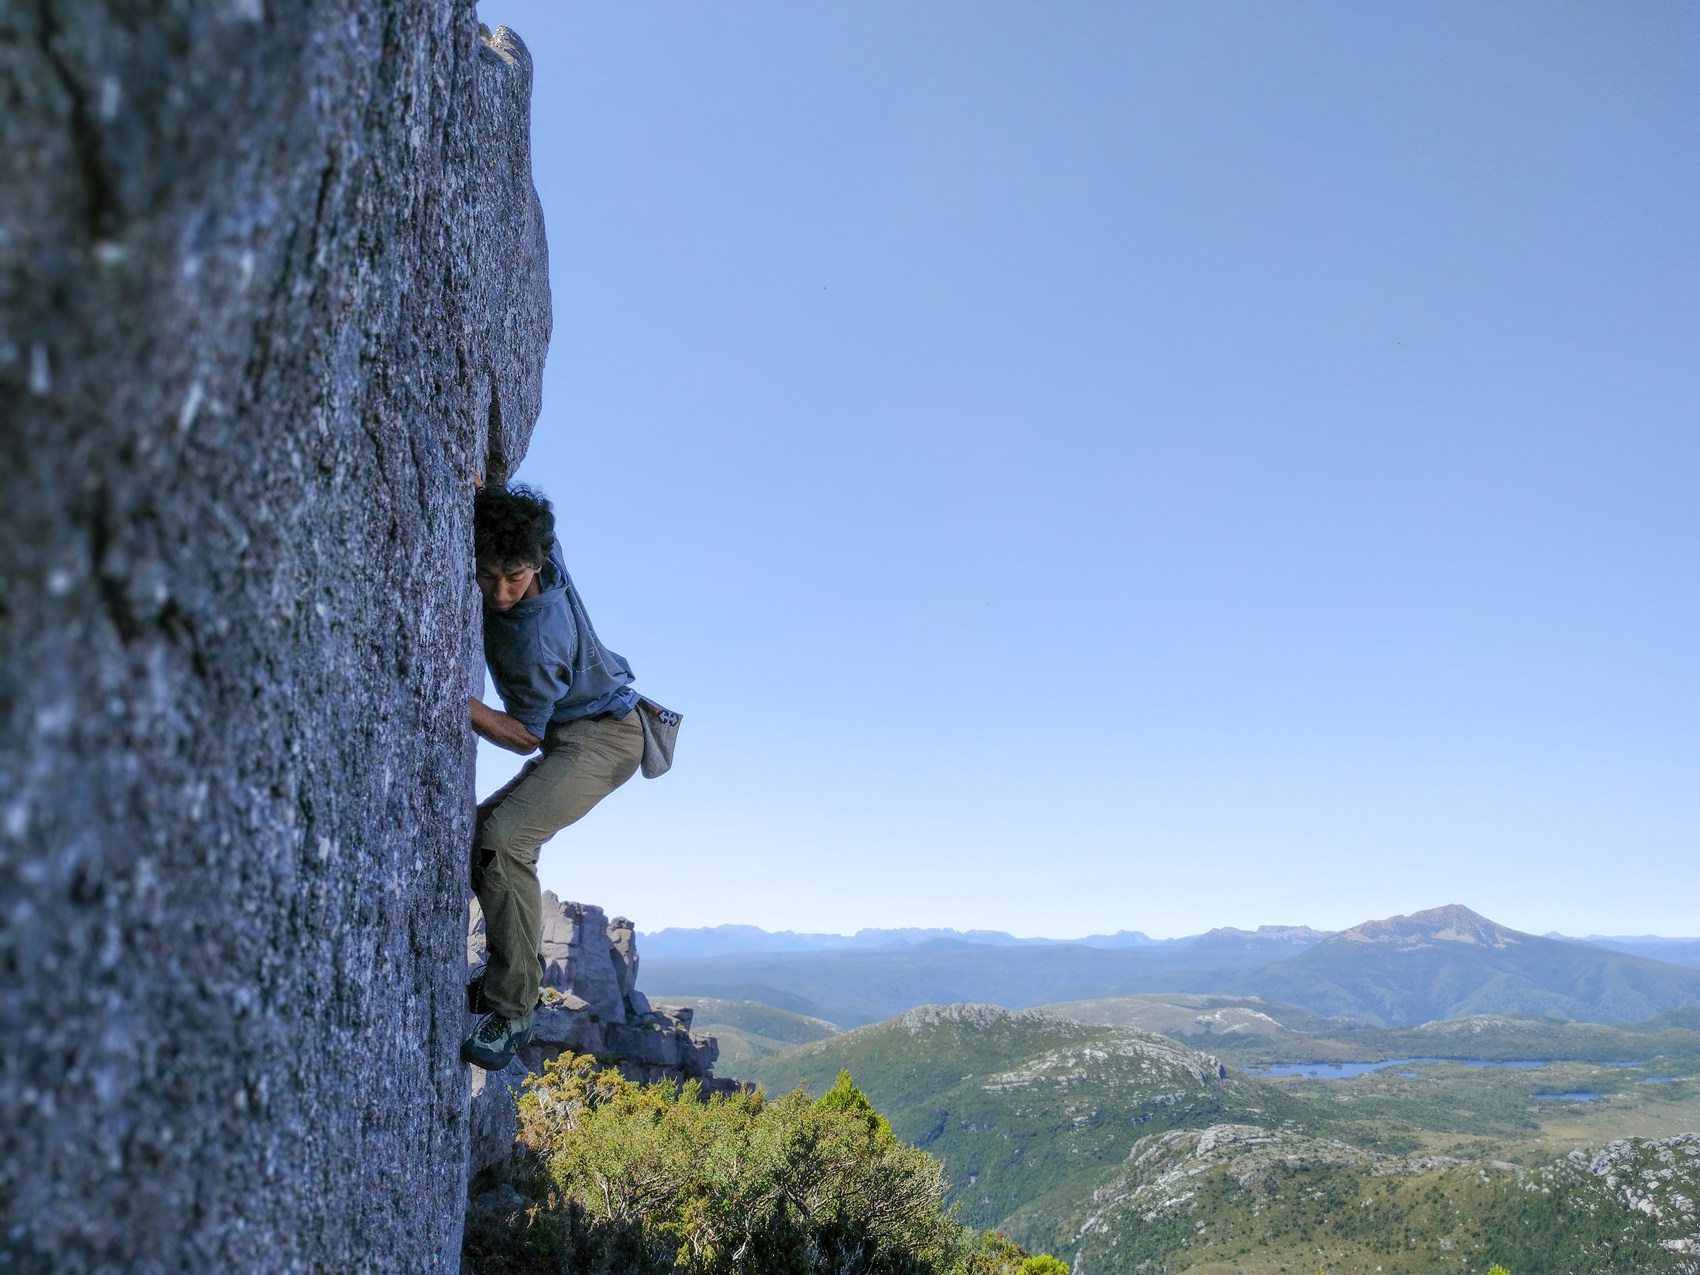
[2,9,547,1271]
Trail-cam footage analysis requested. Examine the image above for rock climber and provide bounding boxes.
[461,482,675,1070]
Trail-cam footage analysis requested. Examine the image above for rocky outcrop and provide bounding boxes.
[2,8,548,1272]
[1571,1134,1700,1265]
[467,894,736,1180]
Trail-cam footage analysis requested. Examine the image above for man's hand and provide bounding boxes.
[470,696,541,755]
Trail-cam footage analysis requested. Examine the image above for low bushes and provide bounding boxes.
[463,1053,1067,1275]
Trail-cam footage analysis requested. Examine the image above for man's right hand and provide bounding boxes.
[469,697,542,755]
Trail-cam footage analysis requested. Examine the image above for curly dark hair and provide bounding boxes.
[474,483,555,569]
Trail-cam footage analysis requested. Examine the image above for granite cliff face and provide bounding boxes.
[2,8,547,1271]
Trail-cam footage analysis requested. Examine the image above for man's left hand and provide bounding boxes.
[469,697,541,755]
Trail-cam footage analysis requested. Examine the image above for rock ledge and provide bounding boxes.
[467,894,743,1179]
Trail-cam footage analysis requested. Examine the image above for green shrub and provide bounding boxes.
[817,1068,897,1142]
[961,1229,1068,1275]
[467,1053,1057,1274]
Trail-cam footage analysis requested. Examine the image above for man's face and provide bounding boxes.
[476,558,541,612]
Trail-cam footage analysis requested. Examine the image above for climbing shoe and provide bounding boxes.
[460,1010,532,1071]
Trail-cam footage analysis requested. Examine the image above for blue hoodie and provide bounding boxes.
[482,538,638,741]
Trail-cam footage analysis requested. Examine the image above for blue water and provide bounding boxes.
[1533,1091,1605,1102]
[1242,1058,1642,1079]
[1645,1075,1681,1083]
[1243,1058,1438,1078]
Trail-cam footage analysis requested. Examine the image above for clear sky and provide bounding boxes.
[472,1,1697,939]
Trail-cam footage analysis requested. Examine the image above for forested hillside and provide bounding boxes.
[743,1002,1700,1272]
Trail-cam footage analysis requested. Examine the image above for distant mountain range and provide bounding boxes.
[1252,904,1700,1025]
[643,917,1697,963]
[640,904,1700,1029]
[1562,934,1700,970]
[637,923,1178,959]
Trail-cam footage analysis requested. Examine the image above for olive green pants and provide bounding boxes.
[472,710,643,1019]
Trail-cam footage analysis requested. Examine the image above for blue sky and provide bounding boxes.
[473,1,1697,939]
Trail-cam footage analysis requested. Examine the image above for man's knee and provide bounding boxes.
[477,810,541,879]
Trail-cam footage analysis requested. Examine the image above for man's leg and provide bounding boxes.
[468,757,540,1013]
[470,711,644,1022]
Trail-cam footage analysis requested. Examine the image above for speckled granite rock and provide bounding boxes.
[468,1058,531,1191]
[1,8,548,1272]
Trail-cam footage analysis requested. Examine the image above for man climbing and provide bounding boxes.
[461,482,670,1070]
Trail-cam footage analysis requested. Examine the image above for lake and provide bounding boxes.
[1240,1058,1638,1079]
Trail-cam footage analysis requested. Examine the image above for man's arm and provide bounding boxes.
[470,696,541,755]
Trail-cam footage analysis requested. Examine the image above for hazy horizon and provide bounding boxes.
[472,1,1698,939]
[630,914,1700,944]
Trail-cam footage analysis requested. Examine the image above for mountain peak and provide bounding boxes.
[1336,904,1526,950]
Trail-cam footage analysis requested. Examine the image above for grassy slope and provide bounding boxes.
[646,995,840,1067]
[743,1003,1700,1273]
[1040,992,1351,1046]
[1043,999,1700,1067]
[742,1004,1302,1232]
[1036,1126,1700,1274]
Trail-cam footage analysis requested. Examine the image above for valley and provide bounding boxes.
[644,906,1700,1272]
[648,995,842,1066]
[733,1005,1700,1272]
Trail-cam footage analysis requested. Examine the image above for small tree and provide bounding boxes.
[964,1229,1069,1275]
[489,1053,965,1273]
[817,1068,896,1142]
